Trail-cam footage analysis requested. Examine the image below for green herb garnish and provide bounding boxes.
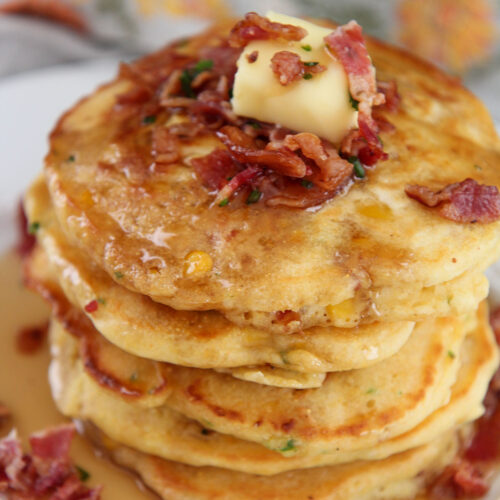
[114,271,124,279]
[142,115,156,125]
[218,198,229,207]
[474,164,482,171]
[129,372,138,382]
[28,221,40,234]
[246,190,262,204]
[67,154,75,162]
[301,44,312,51]
[366,387,377,395]
[279,439,296,453]
[97,297,106,305]
[304,61,319,67]
[181,59,214,97]
[228,87,233,99]
[303,73,313,80]
[301,180,314,189]
[76,466,90,482]
[247,121,262,130]
[348,156,365,178]
[349,93,359,111]
[447,350,456,359]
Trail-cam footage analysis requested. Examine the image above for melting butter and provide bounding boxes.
[232,12,358,143]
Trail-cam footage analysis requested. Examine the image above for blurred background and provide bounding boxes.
[0,0,499,249]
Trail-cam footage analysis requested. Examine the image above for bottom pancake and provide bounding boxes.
[84,422,462,500]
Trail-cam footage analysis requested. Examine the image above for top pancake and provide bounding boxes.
[44,20,500,327]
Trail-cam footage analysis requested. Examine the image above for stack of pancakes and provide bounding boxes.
[23,19,500,500]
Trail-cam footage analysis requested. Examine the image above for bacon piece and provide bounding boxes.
[229,12,307,47]
[0,426,101,498]
[191,149,238,190]
[30,425,74,464]
[218,126,308,177]
[281,133,353,190]
[152,127,180,164]
[325,21,385,156]
[0,0,88,33]
[405,178,500,223]
[270,51,325,86]
[431,460,489,498]
[377,80,401,113]
[84,300,99,313]
[214,166,261,205]
[16,321,48,354]
[0,431,25,489]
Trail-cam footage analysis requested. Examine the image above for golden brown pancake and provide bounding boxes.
[46,302,499,474]
[42,21,500,334]
[88,423,462,500]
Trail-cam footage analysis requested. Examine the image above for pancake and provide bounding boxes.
[51,311,465,457]
[47,303,498,474]
[24,180,421,376]
[87,423,462,500]
[43,21,500,333]
[28,175,490,335]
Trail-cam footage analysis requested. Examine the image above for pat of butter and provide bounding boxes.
[232,12,358,144]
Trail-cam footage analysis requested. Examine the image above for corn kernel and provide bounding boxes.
[326,298,357,322]
[183,251,213,276]
[358,202,393,220]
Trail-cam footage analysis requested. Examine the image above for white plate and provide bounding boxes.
[0,62,499,499]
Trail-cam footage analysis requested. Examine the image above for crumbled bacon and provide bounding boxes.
[431,460,489,498]
[405,178,500,223]
[191,149,238,190]
[84,300,99,313]
[270,51,325,86]
[16,321,48,354]
[377,80,401,113]
[0,425,101,498]
[325,21,386,160]
[229,12,307,47]
[214,166,261,205]
[217,126,309,178]
[152,127,180,164]
[281,133,353,190]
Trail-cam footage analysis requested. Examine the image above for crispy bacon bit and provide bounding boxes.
[325,21,385,159]
[281,133,353,190]
[213,166,261,205]
[0,425,101,498]
[275,310,301,326]
[377,80,401,113]
[270,51,325,86]
[16,200,36,257]
[16,321,48,354]
[247,50,259,63]
[229,12,307,48]
[217,126,308,177]
[191,149,238,190]
[84,300,99,313]
[431,460,489,498]
[0,0,88,33]
[152,127,180,164]
[405,178,500,223]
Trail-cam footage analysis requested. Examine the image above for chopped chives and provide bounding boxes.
[348,156,365,178]
[246,190,262,204]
